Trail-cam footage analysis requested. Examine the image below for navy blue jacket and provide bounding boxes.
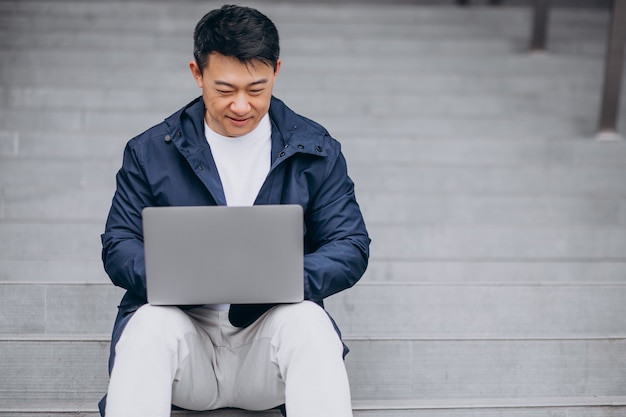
[99,96,370,414]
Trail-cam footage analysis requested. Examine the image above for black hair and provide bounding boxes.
[193,5,280,71]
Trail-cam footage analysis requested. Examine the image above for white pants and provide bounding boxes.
[105,301,353,417]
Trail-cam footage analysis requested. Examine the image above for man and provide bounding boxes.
[99,4,370,417]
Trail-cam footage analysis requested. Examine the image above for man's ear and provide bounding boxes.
[189,61,203,88]
[274,58,282,77]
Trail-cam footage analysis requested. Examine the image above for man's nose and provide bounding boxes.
[231,93,251,115]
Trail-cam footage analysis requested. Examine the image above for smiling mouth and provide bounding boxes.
[228,116,251,125]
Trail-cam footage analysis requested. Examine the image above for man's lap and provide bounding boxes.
[111,301,339,411]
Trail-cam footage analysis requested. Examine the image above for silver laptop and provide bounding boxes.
[142,205,304,305]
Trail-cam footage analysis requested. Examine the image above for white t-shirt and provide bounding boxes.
[203,114,272,311]
[204,114,272,207]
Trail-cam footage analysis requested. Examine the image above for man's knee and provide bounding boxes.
[117,305,194,350]
[269,301,343,354]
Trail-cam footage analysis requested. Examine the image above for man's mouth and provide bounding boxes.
[228,116,251,127]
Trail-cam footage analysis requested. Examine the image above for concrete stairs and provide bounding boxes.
[1,0,626,415]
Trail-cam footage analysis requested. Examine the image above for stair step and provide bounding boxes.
[4,88,625,124]
[272,94,626,121]
[0,49,606,77]
[0,335,624,402]
[0,85,611,114]
[2,157,626,194]
[342,138,626,166]
[3,258,626,285]
[1,27,583,55]
[4,190,625,228]
[0,131,124,159]
[368,224,626,259]
[279,73,609,95]
[0,0,608,29]
[2,186,626,227]
[365,259,626,283]
[4,135,626,167]
[1,281,624,335]
[0,187,113,222]
[350,164,626,196]
[0,69,611,92]
[327,282,626,334]
[0,259,108,283]
[2,222,626,265]
[1,396,625,417]
[0,2,609,37]
[0,72,618,109]
[360,194,626,227]
[0,105,615,138]
[355,396,626,410]
[308,115,612,139]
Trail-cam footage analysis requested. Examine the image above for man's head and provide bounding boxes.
[192,4,280,72]
[189,5,281,138]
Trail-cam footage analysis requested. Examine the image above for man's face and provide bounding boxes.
[190,52,281,137]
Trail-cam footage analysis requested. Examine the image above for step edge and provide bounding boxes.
[2,333,626,342]
[2,396,626,413]
[347,333,626,341]
[352,396,626,410]
[4,281,626,287]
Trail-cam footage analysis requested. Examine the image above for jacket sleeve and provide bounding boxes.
[101,141,154,300]
[303,149,370,302]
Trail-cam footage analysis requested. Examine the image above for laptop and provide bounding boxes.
[142,204,304,305]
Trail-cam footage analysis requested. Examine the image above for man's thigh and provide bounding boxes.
[218,301,341,410]
[172,306,286,411]
[107,304,220,414]
[136,302,338,412]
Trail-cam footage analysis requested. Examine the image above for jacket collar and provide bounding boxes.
[267,96,329,159]
[163,96,205,156]
[164,95,329,162]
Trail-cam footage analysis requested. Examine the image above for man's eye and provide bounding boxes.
[249,89,264,95]
[217,90,233,95]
